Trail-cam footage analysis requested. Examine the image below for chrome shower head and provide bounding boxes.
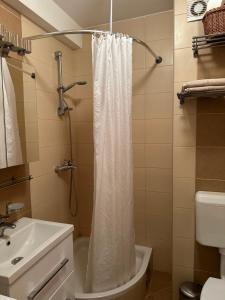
[63,81,87,93]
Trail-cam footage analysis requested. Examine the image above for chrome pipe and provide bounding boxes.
[55,50,68,116]
[23,29,162,64]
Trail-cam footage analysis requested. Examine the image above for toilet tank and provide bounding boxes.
[196,191,225,248]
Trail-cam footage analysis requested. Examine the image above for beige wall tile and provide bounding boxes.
[145,66,173,93]
[132,95,145,120]
[133,69,146,95]
[133,43,146,70]
[146,38,173,67]
[134,168,146,190]
[196,147,225,180]
[173,177,195,209]
[147,168,172,193]
[174,0,186,15]
[175,14,202,49]
[133,120,145,143]
[173,237,195,268]
[76,122,93,143]
[173,147,196,178]
[173,208,195,239]
[197,114,225,147]
[134,189,146,211]
[112,17,146,41]
[146,191,172,216]
[145,118,173,144]
[174,115,196,147]
[133,144,145,167]
[146,144,173,168]
[145,11,173,41]
[77,144,94,165]
[147,214,172,240]
[73,49,92,76]
[198,47,225,79]
[174,48,198,82]
[148,239,172,273]
[145,92,173,119]
[71,98,93,122]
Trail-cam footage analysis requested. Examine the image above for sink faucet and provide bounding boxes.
[0,215,16,238]
[0,202,24,238]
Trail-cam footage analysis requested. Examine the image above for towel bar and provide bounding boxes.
[177,89,225,104]
[0,175,33,190]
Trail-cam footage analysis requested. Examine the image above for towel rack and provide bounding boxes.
[192,32,225,57]
[0,175,33,190]
[177,89,225,104]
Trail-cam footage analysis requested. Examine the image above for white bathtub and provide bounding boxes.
[74,238,152,300]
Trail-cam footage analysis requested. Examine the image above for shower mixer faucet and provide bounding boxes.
[55,160,77,173]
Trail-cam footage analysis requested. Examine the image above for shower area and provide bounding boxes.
[21,2,174,299]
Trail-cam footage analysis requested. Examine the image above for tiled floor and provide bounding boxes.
[146,271,172,300]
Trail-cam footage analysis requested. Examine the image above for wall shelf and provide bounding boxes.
[0,175,33,190]
[192,32,225,57]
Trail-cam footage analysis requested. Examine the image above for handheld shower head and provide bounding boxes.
[63,81,87,93]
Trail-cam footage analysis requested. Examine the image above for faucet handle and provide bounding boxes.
[6,202,24,215]
[0,214,9,224]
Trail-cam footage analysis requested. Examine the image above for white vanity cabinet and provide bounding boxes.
[8,234,74,300]
[0,218,75,300]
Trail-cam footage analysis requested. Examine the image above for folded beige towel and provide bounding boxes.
[184,85,225,93]
[182,78,225,92]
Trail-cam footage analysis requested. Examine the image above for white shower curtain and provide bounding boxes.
[85,34,136,293]
[0,58,23,169]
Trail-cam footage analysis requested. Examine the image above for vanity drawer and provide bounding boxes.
[49,271,75,300]
[9,234,74,300]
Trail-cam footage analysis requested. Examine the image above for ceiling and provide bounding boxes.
[53,0,173,28]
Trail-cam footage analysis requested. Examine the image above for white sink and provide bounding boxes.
[0,218,74,285]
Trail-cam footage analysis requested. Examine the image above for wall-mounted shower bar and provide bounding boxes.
[23,29,162,64]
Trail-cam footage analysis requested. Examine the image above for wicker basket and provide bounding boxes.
[203,4,225,35]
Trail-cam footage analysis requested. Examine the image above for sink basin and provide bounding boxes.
[0,218,74,285]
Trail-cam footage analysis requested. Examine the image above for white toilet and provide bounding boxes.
[196,191,225,299]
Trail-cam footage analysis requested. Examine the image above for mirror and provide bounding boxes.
[0,57,39,169]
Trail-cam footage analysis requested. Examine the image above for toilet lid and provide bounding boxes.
[201,278,225,300]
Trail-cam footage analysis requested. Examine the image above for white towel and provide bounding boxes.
[184,85,225,93]
[0,58,23,169]
[182,78,225,92]
[207,0,224,11]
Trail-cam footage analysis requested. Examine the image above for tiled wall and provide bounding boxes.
[173,1,200,297]
[174,0,225,298]
[194,42,225,285]
[0,0,31,220]
[22,17,78,227]
[72,11,174,274]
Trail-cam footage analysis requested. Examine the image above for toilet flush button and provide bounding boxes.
[200,277,225,300]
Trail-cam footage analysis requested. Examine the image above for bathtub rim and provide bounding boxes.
[74,237,152,299]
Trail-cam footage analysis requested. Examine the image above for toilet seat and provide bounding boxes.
[201,277,225,300]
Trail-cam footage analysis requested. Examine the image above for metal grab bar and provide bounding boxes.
[27,258,69,300]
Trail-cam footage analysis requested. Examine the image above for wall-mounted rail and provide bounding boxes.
[193,32,225,57]
[0,175,33,190]
[178,89,225,104]
[0,24,32,57]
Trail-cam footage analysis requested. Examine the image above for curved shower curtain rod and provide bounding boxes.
[23,29,163,64]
